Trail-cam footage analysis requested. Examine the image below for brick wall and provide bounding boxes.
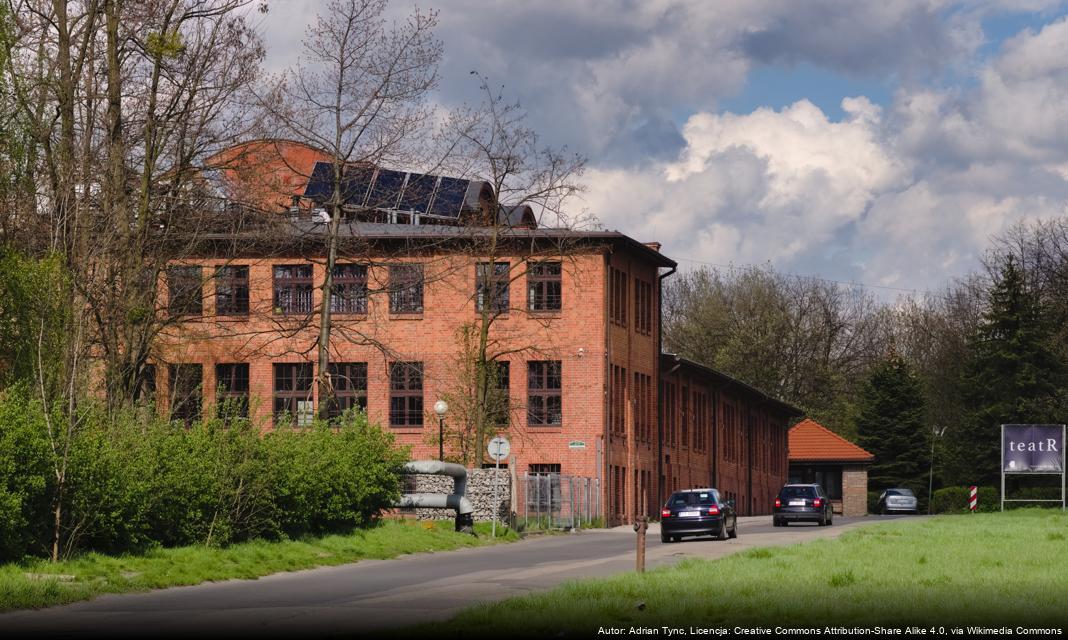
[842,465,869,517]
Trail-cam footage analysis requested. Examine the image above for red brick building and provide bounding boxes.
[152,144,799,524]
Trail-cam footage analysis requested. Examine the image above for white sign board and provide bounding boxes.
[488,436,510,462]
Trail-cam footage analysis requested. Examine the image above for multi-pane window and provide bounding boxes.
[694,390,708,451]
[661,381,677,447]
[274,363,313,427]
[527,262,561,312]
[389,362,423,427]
[389,264,424,314]
[168,364,202,425]
[681,386,690,448]
[331,264,368,314]
[273,265,313,315]
[216,363,249,419]
[476,262,510,314]
[215,265,249,316]
[489,360,510,426]
[610,268,627,326]
[326,362,368,419]
[527,360,562,426]
[634,279,653,335]
[167,266,203,316]
[633,372,652,443]
[610,365,627,435]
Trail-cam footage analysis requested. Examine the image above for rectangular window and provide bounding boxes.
[634,279,653,335]
[489,360,510,426]
[216,363,249,419]
[274,363,313,427]
[389,264,424,314]
[663,381,677,447]
[681,386,689,448]
[326,362,368,419]
[273,265,313,315]
[610,268,627,326]
[611,365,627,435]
[168,364,202,425]
[527,261,561,312]
[389,362,423,427]
[167,266,203,316]
[331,264,368,314]
[215,265,249,316]
[527,360,562,426]
[476,262,510,314]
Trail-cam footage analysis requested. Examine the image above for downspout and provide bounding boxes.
[656,265,677,506]
[603,251,611,523]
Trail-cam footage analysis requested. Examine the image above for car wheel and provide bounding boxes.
[827,512,833,526]
[819,512,827,526]
[717,521,729,541]
[661,533,670,543]
[729,517,738,539]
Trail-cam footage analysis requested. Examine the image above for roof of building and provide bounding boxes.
[788,418,874,463]
[197,218,678,268]
[659,353,802,419]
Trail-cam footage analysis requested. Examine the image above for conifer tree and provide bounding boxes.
[946,255,1066,486]
[854,350,928,493]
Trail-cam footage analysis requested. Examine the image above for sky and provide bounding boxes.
[255,0,1068,298]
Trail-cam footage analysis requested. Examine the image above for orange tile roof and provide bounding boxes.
[788,418,874,463]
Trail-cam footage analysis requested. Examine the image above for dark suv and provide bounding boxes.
[773,484,833,527]
[660,488,737,543]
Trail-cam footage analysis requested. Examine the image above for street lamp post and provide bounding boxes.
[433,400,448,461]
[928,425,946,514]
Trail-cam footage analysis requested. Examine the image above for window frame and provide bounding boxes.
[167,266,203,316]
[331,263,368,315]
[527,360,562,426]
[326,362,368,419]
[214,265,249,316]
[389,361,424,427]
[273,362,314,427]
[168,363,203,426]
[389,264,424,314]
[215,363,250,419]
[273,265,314,316]
[526,261,562,313]
[476,261,510,315]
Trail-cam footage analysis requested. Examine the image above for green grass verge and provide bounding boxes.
[426,510,1068,636]
[0,519,517,612]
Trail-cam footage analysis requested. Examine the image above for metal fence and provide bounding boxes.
[520,473,600,529]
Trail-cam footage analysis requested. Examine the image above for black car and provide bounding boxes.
[773,484,833,526]
[660,488,737,543]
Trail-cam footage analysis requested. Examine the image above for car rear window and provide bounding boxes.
[779,486,816,499]
[887,489,915,497]
[668,491,719,506]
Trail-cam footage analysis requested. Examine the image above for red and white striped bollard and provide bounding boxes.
[969,485,977,512]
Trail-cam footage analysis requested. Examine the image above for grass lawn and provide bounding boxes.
[0,519,517,612]
[430,510,1068,635]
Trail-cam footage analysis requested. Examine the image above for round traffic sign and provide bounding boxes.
[488,436,510,462]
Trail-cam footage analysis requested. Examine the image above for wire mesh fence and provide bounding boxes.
[520,473,600,529]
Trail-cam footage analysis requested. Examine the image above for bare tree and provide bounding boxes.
[260,0,442,420]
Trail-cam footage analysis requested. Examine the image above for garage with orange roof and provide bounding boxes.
[788,418,874,517]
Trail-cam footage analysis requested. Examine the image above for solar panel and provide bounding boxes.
[428,176,469,218]
[366,169,405,210]
[340,164,374,207]
[397,173,435,213]
[302,161,333,201]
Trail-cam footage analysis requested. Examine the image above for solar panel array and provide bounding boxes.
[302,161,473,219]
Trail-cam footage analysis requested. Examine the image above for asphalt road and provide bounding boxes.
[0,515,918,637]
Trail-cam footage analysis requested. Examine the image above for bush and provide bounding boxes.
[930,486,999,514]
[0,397,409,562]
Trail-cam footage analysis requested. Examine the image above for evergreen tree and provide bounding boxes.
[946,255,1066,486]
[854,350,929,493]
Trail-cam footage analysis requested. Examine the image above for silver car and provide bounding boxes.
[877,488,918,514]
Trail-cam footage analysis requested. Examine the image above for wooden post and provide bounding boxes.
[633,516,648,572]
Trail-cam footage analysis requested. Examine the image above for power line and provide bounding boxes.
[671,256,933,296]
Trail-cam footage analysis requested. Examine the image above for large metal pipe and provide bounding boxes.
[397,461,475,532]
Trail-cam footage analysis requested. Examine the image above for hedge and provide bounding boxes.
[0,388,410,562]
[930,486,999,513]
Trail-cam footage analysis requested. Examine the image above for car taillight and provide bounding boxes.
[774,498,781,508]
[813,498,822,508]
[708,505,720,515]
[661,508,671,518]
